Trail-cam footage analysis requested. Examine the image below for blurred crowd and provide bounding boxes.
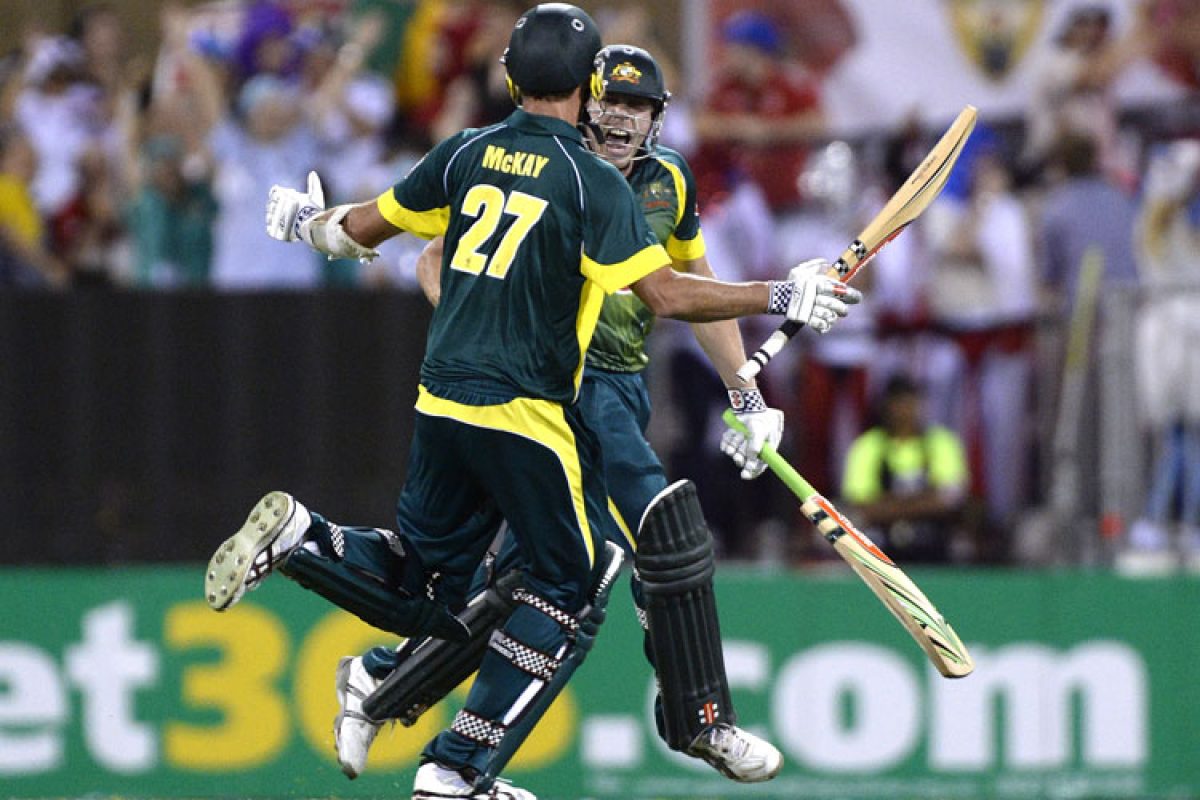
[1,0,1199,567]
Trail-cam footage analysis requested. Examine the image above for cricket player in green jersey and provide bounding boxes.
[205,6,859,799]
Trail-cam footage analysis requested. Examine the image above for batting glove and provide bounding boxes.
[720,388,784,480]
[768,258,862,334]
[266,170,326,243]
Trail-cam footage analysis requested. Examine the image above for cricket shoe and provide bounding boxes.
[412,761,536,799]
[334,656,383,779]
[688,723,783,783]
[205,491,311,610]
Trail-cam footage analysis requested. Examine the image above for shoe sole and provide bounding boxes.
[703,755,783,783]
[205,491,298,611]
[333,662,364,777]
[412,789,527,799]
[334,656,360,779]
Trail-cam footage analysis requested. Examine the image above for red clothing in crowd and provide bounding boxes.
[694,62,821,211]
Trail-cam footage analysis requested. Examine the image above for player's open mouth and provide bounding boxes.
[604,128,633,156]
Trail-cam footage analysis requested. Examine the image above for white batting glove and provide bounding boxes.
[719,388,784,480]
[767,258,862,334]
[265,170,326,242]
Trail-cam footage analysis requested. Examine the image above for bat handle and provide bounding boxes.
[735,320,803,383]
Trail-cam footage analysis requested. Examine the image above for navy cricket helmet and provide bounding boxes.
[501,4,603,103]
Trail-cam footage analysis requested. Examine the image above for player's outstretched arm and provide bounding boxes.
[631,258,860,326]
[631,265,768,322]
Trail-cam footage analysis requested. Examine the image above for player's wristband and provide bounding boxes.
[766,281,795,315]
[293,202,323,241]
[728,387,767,414]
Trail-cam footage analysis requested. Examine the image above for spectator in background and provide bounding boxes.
[388,0,480,134]
[1021,3,1157,186]
[68,2,140,204]
[0,125,67,287]
[53,145,122,286]
[692,9,825,233]
[124,134,217,288]
[1037,131,1141,549]
[383,0,449,133]
[1038,132,1140,308]
[841,374,971,564]
[923,125,1039,548]
[1126,139,1200,564]
[231,0,304,87]
[13,37,97,227]
[210,74,322,289]
[69,3,126,110]
[160,4,323,289]
[430,0,522,142]
[349,0,422,82]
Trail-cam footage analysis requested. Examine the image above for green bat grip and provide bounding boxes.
[722,409,817,500]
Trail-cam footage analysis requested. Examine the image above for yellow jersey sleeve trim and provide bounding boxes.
[375,190,450,240]
[666,228,706,261]
[581,242,668,295]
[414,386,596,566]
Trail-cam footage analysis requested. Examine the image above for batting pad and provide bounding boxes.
[362,569,525,724]
[636,479,735,750]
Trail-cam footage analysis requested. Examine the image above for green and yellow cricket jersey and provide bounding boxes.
[585,146,706,373]
[375,109,667,404]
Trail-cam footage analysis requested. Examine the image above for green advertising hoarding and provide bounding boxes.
[1,567,1197,799]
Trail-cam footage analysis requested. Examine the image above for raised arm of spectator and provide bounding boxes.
[307,13,385,133]
[159,4,225,136]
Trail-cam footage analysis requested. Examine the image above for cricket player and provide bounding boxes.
[330,42,812,784]
[204,6,858,798]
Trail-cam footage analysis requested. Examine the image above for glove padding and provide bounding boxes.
[266,170,325,242]
[784,258,862,334]
[719,389,784,480]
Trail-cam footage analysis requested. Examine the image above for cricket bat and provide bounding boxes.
[723,410,974,678]
[737,105,978,383]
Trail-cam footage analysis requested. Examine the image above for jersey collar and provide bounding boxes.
[507,109,584,143]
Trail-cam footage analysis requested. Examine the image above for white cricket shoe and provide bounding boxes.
[688,723,783,783]
[412,761,536,799]
[205,491,311,610]
[334,656,383,779]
